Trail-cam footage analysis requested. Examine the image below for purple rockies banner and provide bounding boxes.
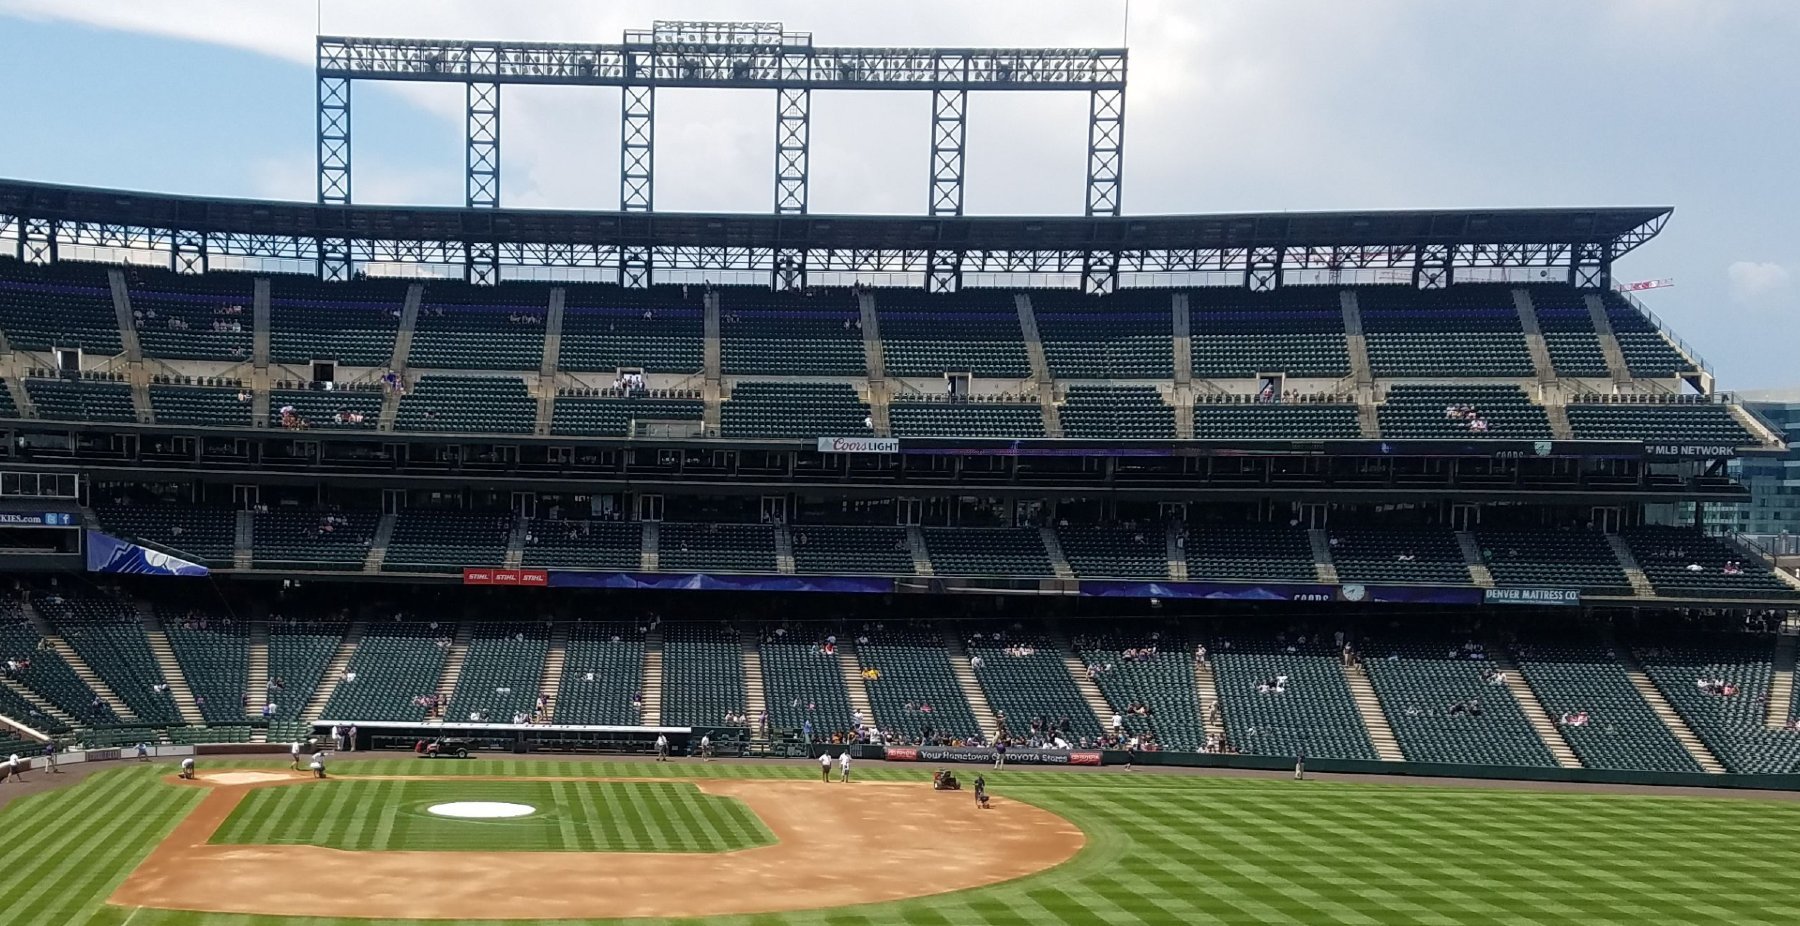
[547,571,894,594]
[1080,581,1337,602]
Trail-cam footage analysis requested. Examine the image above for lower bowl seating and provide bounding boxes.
[319,622,447,721]
[1509,639,1701,772]
[1210,639,1376,759]
[555,622,645,725]
[1360,636,1555,767]
[965,627,1103,743]
[660,623,747,728]
[857,624,982,743]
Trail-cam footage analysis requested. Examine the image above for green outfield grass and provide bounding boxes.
[5,758,1800,925]
[210,779,772,852]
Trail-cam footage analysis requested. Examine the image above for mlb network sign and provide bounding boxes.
[817,436,900,454]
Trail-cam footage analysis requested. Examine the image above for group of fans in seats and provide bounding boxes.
[1444,402,1491,432]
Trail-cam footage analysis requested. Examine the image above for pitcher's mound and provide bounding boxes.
[198,771,302,786]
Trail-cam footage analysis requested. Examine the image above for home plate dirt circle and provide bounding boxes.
[111,774,1086,920]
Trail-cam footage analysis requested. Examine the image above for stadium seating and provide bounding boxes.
[268,388,382,430]
[1327,527,1469,584]
[1636,636,1800,774]
[0,675,68,734]
[1621,527,1797,598]
[658,523,776,573]
[1184,524,1318,581]
[1191,402,1361,439]
[555,622,646,725]
[130,281,252,362]
[1359,285,1534,376]
[659,623,746,728]
[1035,295,1174,378]
[558,302,704,373]
[1209,638,1377,759]
[95,505,235,565]
[268,277,406,367]
[856,623,982,742]
[1059,386,1176,439]
[1528,286,1611,378]
[446,623,548,723]
[0,605,106,723]
[1566,402,1756,445]
[720,294,865,375]
[888,400,1045,438]
[0,267,123,354]
[964,627,1103,741]
[410,286,548,369]
[1360,635,1555,767]
[877,298,1030,378]
[759,632,855,737]
[1474,529,1630,592]
[40,595,181,725]
[1604,294,1693,376]
[1378,384,1552,439]
[396,375,535,434]
[0,383,16,419]
[162,609,247,725]
[1187,288,1350,377]
[320,621,447,721]
[550,396,702,437]
[720,382,870,440]
[148,386,251,428]
[264,618,346,732]
[26,378,134,423]
[1509,639,1702,772]
[521,520,642,570]
[1056,525,1169,579]
[382,510,514,573]
[789,526,914,575]
[252,509,377,571]
[1070,624,1204,750]
[922,528,1050,577]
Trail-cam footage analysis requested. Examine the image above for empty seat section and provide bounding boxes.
[720,382,870,439]
[555,622,645,724]
[760,631,854,737]
[1185,524,1315,581]
[41,595,181,725]
[660,623,746,728]
[658,523,776,573]
[447,623,548,723]
[162,607,247,724]
[1328,527,1468,584]
[396,375,535,433]
[857,624,981,742]
[320,622,447,720]
[1211,639,1376,759]
[0,262,122,354]
[1060,386,1175,439]
[265,618,346,737]
[252,509,379,570]
[131,282,252,362]
[26,378,134,422]
[888,401,1044,438]
[1474,529,1629,591]
[1637,636,1800,773]
[877,296,1029,378]
[558,296,703,373]
[550,397,702,437]
[0,383,15,418]
[0,606,108,723]
[1071,624,1203,749]
[1604,293,1693,376]
[1191,403,1360,439]
[1567,402,1756,445]
[95,505,235,564]
[720,291,865,375]
[1529,286,1610,377]
[923,528,1049,577]
[1510,639,1701,771]
[1378,384,1551,439]
[1361,635,1554,767]
[1621,526,1797,598]
[789,526,913,574]
[149,386,251,427]
[382,510,513,573]
[522,520,642,569]
[268,276,406,366]
[269,388,382,429]
[964,626,1103,740]
[1057,526,1168,579]
[1035,294,1173,377]
[1188,288,1349,377]
[1359,285,1533,376]
[411,284,547,369]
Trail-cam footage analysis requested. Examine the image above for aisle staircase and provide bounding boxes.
[740,636,766,741]
[0,677,74,730]
[1194,659,1225,740]
[940,626,1001,741]
[1613,643,1726,773]
[1606,534,1656,597]
[1308,529,1339,583]
[1488,645,1582,768]
[1040,527,1075,580]
[1051,628,1114,723]
[233,511,253,570]
[363,514,396,573]
[1340,661,1404,761]
[28,602,135,722]
[139,604,203,725]
[433,621,473,707]
[245,619,269,718]
[540,623,569,723]
[1768,634,1797,729]
[837,639,877,730]
[303,621,365,722]
[1456,531,1496,588]
[640,628,663,725]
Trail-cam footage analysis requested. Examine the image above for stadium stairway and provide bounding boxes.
[906,527,933,576]
[303,620,366,722]
[1583,294,1635,387]
[1765,634,1796,729]
[138,604,203,725]
[1166,524,1189,581]
[1729,404,1785,447]
[857,291,892,435]
[1512,287,1558,388]
[0,677,73,730]
[504,520,527,569]
[1308,529,1340,583]
[535,288,564,436]
[233,511,252,570]
[106,269,143,364]
[640,628,663,725]
[1194,659,1225,741]
[941,626,1002,741]
[702,291,723,435]
[1487,644,1582,768]
[1040,527,1075,580]
[1014,294,1064,438]
[28,601,135,722]
[641,522,659,571]
[363,514,396,574]
[739,635,765,741]
[774,525,796,574]
[246,618,269,726]
[1614,642,1725,773]
[1051,629,1116,725]
[1544,403,1575,440]
[3,376,33,419]
[1605,534,1657,597]
[837,639,878,731]
[1455,532,1497,588]
[540,623,569,723]
[433,622,473,711]
[250,279,271,424]
[1341,662,1405,761]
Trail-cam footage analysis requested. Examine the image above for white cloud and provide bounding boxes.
[1726,260,1792,303]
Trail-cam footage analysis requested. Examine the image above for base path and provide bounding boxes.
[111,773,1085,920]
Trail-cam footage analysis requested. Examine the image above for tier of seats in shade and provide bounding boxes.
[148,386,251,428]
[131,282,252,362]
[554,622,644,724]
[658,522,776,573]
[26,378,134,422]
[1192,402,1361,439]
[1185,524,1317,581]
[887,400,1044,438]
[550,396,701,437]
[1604,294,1693,376]
[411,284,549,369]
[269,388,382,430]
[1621,527,1797,598]
[95,505,235,565]
[381,509,513,573]
[0,262,122,354]
[520,520,642,570]
[266,619,346,734]
[1058,525,1168,579]
[720,291,865,375]
[1210,638,1377,759]
[1059,386,1176,439]
[1637,636,1800,773]
[446,622,548,723]
[877,297,1030,378]
[1360,634,1555,767]
[251,509,378,570]
[1508,638,1702,772]
[922,528,1050,577]
[1528,286,1611,378]
[319,622,446,720]
[720,382,869,440]
[760,631,854,735]
[40,595,182,725]
[1187,288,1349,378]
[789,526,913,575]
[395,375,534,434]
[1070,622,1204,749]
[659,623,746,728]
[268,276,408,367]
[1359,285,1533,377]
[1378,384,1551,439]
[161,606,246,725]
[558,301,703,373]
[1034,293,1174,378]
[1473,528,1630,592]
[962,625,1103,740]
[856,624,982,742]
[1327,527,1469,584]
[1566,402,1756,445]
[0,605,104,724]
[0,383,14,418]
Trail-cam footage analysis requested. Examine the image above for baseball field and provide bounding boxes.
[1,756,1796,925]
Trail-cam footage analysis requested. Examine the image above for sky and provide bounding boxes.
[0,0,1795,389]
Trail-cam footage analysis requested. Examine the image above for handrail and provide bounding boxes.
[1610,288,1712,376]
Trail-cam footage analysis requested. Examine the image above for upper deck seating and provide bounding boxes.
[720,382,870,440]
[1327,527,1469,584]
[411,283,548,369]
[0,259,122,354]
[559,285,703,373]
[1359,284,1534,376]
[1378,384,1552,439]
[1604,293,1694,376]
[268,275,407,366]
[877,292,1030,378]
[1188,288,1349,378]
[395,375,535,434]
[382,510,513,573]
[1528,285,1610,377]
[888,399,1045,438]
[720,289,865,375]
[1034,290,1174,378]
[1059,386,1176,439]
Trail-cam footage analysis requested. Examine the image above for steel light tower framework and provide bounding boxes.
[315,21,1128,289]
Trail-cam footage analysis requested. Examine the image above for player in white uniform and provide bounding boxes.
[654,734,669,762]
[179,757,196,780]
[290,740,303,770]
[699,733,712,762]
[838,750,852,783]
[819,750,833,782]
[310,750,327,779]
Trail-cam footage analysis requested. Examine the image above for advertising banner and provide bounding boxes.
[0,512,76,526]
[816,436,900,454]
[1483,587,1581,606]
[1081,581,1336,602]
[547,571,894,594]
[462,568,550,586]
[884,746,1101,765]
[85,532,209,577]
